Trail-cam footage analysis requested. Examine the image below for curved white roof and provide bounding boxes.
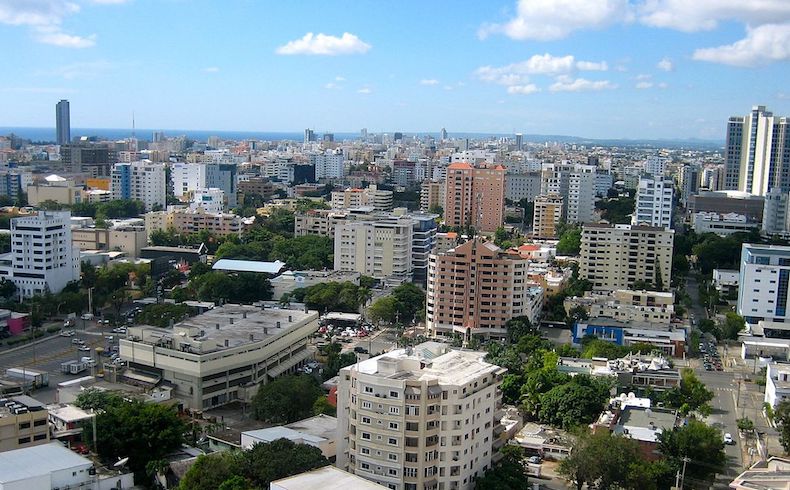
[45,174,67,182]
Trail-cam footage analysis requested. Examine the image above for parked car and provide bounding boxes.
[80,313,94,321]
[528,456,542,464]
[724,433,735,445]
[78,345,90,352]
[71,338,84,345]
[60,330,75,337]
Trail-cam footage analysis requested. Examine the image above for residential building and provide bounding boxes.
[0,211,80,298]
[311,151,345,180]
[0,395,49,452]
[190,188,225,214]
[71,225,147,257]
[0,171,32,202]
[632,175,674,228]
[443,162,505,232]
[580,223,674,292]
[420,181,444,213]
[712,268,739,296]
[738,243,790,325]
[643,156,667,177]
[678,165,700,207]
[271,270,361,302]
[725,105,790,196]
[241,414,337,458]
[26,175,82,207]
[692,212,759,236]
[729,457,790,490]
[765,362,790,409]
[238,176,275,198]
[60,142,117,178]
[540,163,596,224]
[336,342,507,490]
[170,162,207,198]
[83,189,111,204]
[294,209,356,239]
[111,161,167,211]
[597,398,678,461]
[55,100,70,145]
[393,160,416,187]
[564,289,675,325]
[763,188,790,235]
[206,163,237,208]
[505,172,541,202]
[595,170,614,197]
[426,239,541,340]
[119,303,319,409]
[572,318,686,356]
[434,232,461,255]
[334,217,413,283]
[332,185,393,211]
[144,209,245,237]
[47,404,93,444]
[271,466,387,490]
[532,194,563,239]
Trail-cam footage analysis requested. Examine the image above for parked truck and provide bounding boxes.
[60,360,88,375]
[5,368,49,388]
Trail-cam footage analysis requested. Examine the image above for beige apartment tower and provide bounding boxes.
[532,194,563,238]
[336,342,507,490]
[426,239,538,340]
[580,223,674,292]
[443,163,505,232]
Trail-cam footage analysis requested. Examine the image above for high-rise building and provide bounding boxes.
[60,143,117,177]
[206,163,238,208]
[737,243,790,324]
[443,163,505,232]
[420,181,445,213]
[393,132,403,142]
[514,133,523,151]
[111,161,167,211]
[323,133,335,142]
[632,175,674,228]
[533,194,564,238]
[410,214,438,285]
[426,239,544,340]
[580,223,674,291]
[0,170,33,202]
[361,128,368,141]
[56,99,70,145]
[440,127,447,141]
[643,156,667,177]
[505,172,541,202]
[311,151,345,180]
[334,216,413,283]
[304,128,315,144]
[336,343,507,490]
[190,188,225,214]
[678,165,700,206]
[170,162,207,198]
[1,211,80,298]
[541,163,596,224]
[725,105,790,196]
[331,185,393,211]
[762,188,790,235]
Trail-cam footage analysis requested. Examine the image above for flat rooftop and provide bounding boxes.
[128,304,317,353]
[614,406,677,443]
[0,442,91,484]
[271,465,386,490]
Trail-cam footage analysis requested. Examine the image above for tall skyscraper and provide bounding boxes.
[540,163,596,224]
[56,99,70,145]
[304,128,315,144]
[440,127,448,141]
[632,175,674,228]
[444,162,505,232]
[360,128,368,141]
[725,105,790,196]
[515,133,523,150]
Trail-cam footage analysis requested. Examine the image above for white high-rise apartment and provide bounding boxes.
[111,161,167,211]
[762,188,790,235]
[190,188,225,214]
[337,342,507,490]
[312,151,345,179]
[580,223,674,291]
[632,175,674,228]
[643,156,667,177]
[737,243,790,324]
[541,163,596,224]
[332,185,394,211]
[725,105,790,196]
[3,211,80,298]
[170,162,207,198]
[334,217,413,283]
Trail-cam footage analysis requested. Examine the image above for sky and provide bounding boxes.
[0,0,789,140]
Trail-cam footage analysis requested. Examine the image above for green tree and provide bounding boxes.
[505,316,534,343]
[556,225,582,255]
[0,278,16,300]
[253,375,323,424]
[657,419,726,485]
[136,303,190,328]
[323,350,357,380]
[559,429,643,490]
[774,400,790,453]
[537,374,610,429]
[312,395,336,416]
[722,312,745,340]
[474,445,529,489]
[660,368,714,416]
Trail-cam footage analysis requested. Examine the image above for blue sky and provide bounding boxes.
[0,0,789,140]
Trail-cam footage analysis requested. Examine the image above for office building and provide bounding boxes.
[311,151,345,180]
[26,175,82,207]
[763,188,790,235]
[444,163,505,232]
[0,395,49,452]
[332,185,393,211]
[564,289,675,325]
[59,142,117,178]
[0,211,80,299]
[688,190,765,222]
[336,342,507,490]
[580,223,674,292]
[55,100,70,146]
[304,128,316,144]
[541,163,596,224]
[426,239,542,340]
[632,175,674,228]
[71,225,147,257]
[420,181,445,213]
[693,212,759,236]
[737,243,790,325]
[725,105,790,196]
[334,217,413,283]
[505,172,541,202]
[410,213,438,285]
[111,161,166,211]
[514,133,523,151]
[440,128,448,141]
[206,163,237,208]
[119,304,319,409]
[532,194,563,239]
[238,176,275,198]
[170,162,207,198]
[595,170,614,197]
[191,188,225,214]
[572,318,686,356]
[678,165,700,206]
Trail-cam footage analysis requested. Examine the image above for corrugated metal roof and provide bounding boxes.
[212,259,286,274]
[0,442,92,483]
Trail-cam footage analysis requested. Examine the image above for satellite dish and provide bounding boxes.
[114,457,130,468]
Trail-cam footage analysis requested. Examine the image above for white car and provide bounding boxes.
[724,433,735,445]
[78,345,90,352]
[80,313,94,321]
[60,330,75,337]
[71,338,84,345]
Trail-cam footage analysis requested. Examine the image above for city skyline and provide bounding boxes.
[0,1,789,139]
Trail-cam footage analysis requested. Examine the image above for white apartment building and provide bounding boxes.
[332,185,394,211]
[170,162,207,198]
[632,175,674,228]
[540,163,596,224]
[337,342,507,490]
[312,151,345,179]
[765,362,790,409]
[0,211,80,299]
[762,188,790,235]
[737,243,790,325]
[190,187,225,214]
[595,171,614,197]
[643,156,667,177]
[580,223,674,292]
[111,161,167,211]
[334,217,413,283]
[504,172,541,202]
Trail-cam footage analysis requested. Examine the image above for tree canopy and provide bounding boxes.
[657,419,726,485]
[289,281,369,313]
[252,375,323,424]
[474,445,529,489]
[367,282,425,325]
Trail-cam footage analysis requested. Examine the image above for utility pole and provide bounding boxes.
[678,457,690,489]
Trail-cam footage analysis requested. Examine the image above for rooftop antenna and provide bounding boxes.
[131,111,136,139]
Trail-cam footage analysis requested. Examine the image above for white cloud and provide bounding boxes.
[507,84,540,95]
[576,60,608,71]
[549,75,617,92]
[479,0,632,41]
[657,82,668,88]
[635,81,653,89]
[692,23,790,66]
[324,82,341,89]
[203,66,220,73]
[49,59,116,79]
[335,76,346,81]
[638,0,790,32]
[276,32,371,56]
[475,53,607,87]
[36,28,94,48]
[443,85,454,91]
[420,79,440,86]
[657,57,674,71]
[357,87,372,94]
[635,73,652,81]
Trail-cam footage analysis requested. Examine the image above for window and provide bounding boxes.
[362,401,372,409]
[361,447,370,455]
[389,406,400,415]
[389,422,399,430]
[388,453,398,461]
[362,432,371,440]
[362,416,371,424]
[388,437,398,445]
[389,468,398,476]
[18,422,30,430]
[18,437,30,444]
[33,434,47,441]
[361,462,370,470]
[364,386,374,393]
